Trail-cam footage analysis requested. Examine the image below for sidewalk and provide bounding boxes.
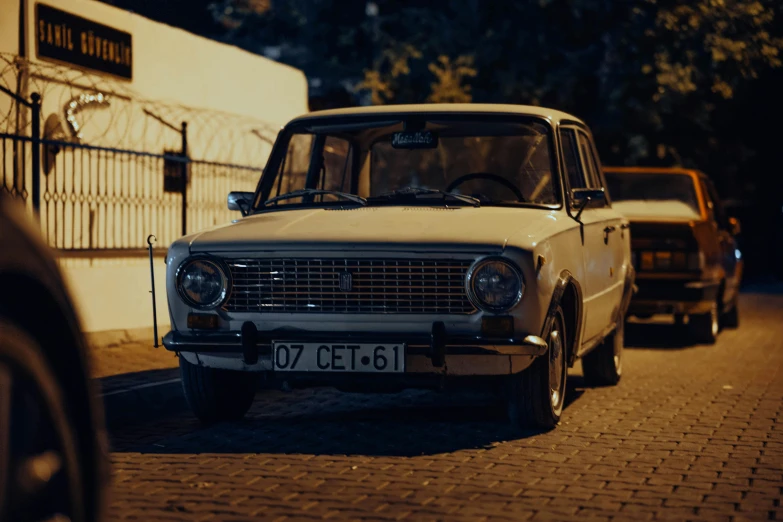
[87,328,177,380]
[87,328,183,427]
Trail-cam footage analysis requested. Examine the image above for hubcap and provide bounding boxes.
[548,329,565,410]
[613,325,623,375]
[710,304,719,336]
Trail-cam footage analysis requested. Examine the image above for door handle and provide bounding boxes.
[619,223,630,238]
[603,225,617,244]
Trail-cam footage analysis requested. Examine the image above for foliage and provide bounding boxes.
[356,44,422,104]
[100,0,783,201]
[427,55,477,103]
[654,0,783,99]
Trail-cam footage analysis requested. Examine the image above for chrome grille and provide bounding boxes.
[224,258,475,314]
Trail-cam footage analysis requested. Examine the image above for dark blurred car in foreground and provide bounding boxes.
[604,167,743,344]
[0,195,108,522]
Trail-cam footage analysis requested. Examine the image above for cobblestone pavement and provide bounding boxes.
[97,290,783,522]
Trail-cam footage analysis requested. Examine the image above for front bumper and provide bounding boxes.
[162,327,548,358]
[628,278,720,316]
[162,323,548,376]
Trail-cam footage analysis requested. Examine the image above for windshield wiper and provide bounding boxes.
[369,187,480,207]
[262,189,367,207]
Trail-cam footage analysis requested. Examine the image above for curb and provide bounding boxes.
[86,325,169,349]
[100,375,186,427]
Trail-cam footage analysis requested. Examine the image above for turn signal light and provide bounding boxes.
[481,316,514,338]
[187,313,219,329]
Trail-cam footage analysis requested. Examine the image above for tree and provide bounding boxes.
[427,55,477,103]
[100,0,783,209]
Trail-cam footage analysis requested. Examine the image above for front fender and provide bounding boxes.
[541,270,584,367]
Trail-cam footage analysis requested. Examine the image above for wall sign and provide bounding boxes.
[35,3,133,80]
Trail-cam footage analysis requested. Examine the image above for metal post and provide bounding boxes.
[30,92,41,216]
[147,235,159,348]
[180,121,188,236]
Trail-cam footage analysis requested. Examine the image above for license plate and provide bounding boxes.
[272,342,405,373]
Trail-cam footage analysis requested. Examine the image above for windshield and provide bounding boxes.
[256,117,558,209]
[604,171,702,218]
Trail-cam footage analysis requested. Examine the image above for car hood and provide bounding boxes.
[186,206,568,253]
[612,200,703,222]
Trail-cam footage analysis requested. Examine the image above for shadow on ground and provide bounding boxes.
[106,370,587,457]
[98,367,179,395]
[624,321,697,350]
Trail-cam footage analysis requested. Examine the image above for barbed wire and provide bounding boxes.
[0,53,282,165]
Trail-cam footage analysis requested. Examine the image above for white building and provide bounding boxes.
[1,0,309,334]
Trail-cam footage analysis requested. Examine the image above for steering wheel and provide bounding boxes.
[445,172,526,202]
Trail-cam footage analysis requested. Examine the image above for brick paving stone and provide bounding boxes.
[94,292,783,521]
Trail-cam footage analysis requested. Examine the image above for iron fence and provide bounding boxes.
[1,90,264,252]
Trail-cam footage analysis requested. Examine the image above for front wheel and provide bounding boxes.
[582,320,623,386]
[179,356,258,424]
[721,296,740,329]
[507,307,567,430]
[689,301,719,344]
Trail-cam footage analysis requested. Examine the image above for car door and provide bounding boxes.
[581,132,629,324]
[700,177,740,304]
[560,127,615,342]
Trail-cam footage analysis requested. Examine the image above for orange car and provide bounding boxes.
[603,167,743,344]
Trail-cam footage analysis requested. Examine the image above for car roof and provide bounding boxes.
[288,103,588,127]
[603,166,705,178]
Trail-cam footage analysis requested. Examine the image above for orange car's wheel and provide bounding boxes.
[689,301,719,344]
[721,296,740,329]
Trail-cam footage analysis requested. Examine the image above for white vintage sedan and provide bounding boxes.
[163,104,635,430]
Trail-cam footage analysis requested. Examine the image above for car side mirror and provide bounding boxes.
[571,188,606,222]
[728,216,741,236]
[571,188,606,207]
[227,191,254,216]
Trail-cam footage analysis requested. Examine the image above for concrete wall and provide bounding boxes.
[3,0,308,127]
[1,0,309,333]
[59,255,171,334]
[0,0,20,56]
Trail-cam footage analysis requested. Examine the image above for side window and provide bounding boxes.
[272,134,353,203]
[703,178,729,229]
[699,179,715,219]
[560,128,586,195]
[273,133,313,198]
[577,131,601,189]
[319,136,353,194]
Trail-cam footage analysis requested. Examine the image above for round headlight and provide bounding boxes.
[467,258,524,312]
[176,258,229,309]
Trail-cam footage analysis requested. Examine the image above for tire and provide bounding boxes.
[179,355,258,424]
[0,320,86,522]
[508,307,567,430]
[582,320,623,386]
[689,301,719,344]
[721,296,740,329]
